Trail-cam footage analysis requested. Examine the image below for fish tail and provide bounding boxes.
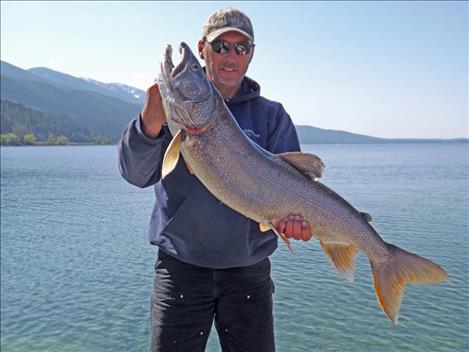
[370,243,449,324]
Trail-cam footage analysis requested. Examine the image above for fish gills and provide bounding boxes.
[370,243,449,324]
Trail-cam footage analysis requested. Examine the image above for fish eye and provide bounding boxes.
[191,63,200,71]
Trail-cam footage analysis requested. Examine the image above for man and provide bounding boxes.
[118,8,312,352]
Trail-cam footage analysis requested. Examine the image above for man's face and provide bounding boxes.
[199,31,254,94]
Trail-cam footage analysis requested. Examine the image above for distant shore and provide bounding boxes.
[300,138,469,145]
[1,139,467,147]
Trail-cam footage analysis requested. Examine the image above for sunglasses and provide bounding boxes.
[209,39,254,56]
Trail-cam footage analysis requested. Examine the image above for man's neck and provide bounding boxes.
[203,67,243,100]
[217,85,241,100]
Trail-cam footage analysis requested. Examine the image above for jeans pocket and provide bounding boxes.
[152,252,214,328]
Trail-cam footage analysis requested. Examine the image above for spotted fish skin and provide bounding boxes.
[157,42,449,324]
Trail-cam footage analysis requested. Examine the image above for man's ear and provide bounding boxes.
[198,40,205,59]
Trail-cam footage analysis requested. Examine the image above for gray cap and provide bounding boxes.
[203,8,254,44]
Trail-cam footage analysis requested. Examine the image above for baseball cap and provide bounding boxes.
[203,8,254,44]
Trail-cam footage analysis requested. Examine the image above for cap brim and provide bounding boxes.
[206,27,254,43]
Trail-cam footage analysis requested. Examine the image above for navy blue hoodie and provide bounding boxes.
[118,76,300,268]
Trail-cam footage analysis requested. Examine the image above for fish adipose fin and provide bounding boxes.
[371,243,449,324]
[360,212,372,222]
[278,152,325,180]
[268,223,295,255]
[320,241,358,283]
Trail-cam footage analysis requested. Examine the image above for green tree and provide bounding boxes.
[12,123,27,140]
[94,135,111,145]
[23,132,37,145]
[47,133,57,145]
[0,133,20,145]
[57,134,69,145]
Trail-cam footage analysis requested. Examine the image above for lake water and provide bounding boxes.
[1,143,468,352]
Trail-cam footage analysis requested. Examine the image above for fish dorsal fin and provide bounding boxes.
[278,152,325,180]
[162,129,182,178]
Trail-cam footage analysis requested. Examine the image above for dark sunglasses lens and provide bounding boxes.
[235,43,250,56]
[212,40,229,54]
[211,40,251,55]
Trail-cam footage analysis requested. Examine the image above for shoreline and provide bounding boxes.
[1,140,467,147]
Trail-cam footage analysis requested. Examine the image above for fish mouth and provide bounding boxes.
[171,43,190,78]
[159,42,213,135]
[162,42,191,80]
[161,45,174,81]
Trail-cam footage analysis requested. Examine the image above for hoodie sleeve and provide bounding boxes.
[266,103,301,154]
[118,116,172,188]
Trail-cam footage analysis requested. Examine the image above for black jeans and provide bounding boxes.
[150,250,275,352]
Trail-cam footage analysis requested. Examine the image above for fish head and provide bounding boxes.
[157,42,218,134]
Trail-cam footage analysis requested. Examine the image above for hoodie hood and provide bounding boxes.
[225,76,260,103]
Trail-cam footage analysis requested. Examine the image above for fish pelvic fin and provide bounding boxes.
[269,223,295,255]
[320,241,358,283]
[371,243,449,324]
[162,129,183,178]
[278,152,325,180]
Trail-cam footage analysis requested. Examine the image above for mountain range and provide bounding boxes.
[1,60,466,144]
[1,61,144,143]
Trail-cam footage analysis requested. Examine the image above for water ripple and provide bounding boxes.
[2,144,468,352]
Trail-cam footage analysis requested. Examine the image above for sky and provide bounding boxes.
[1,1,467,139]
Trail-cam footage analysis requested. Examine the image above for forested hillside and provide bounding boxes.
[1,61,141,144]
[0,99,109,145]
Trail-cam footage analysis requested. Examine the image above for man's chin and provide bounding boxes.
[217,77,242,89]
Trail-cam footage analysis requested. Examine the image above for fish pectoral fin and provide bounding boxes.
[278,152,325,180]
[268,223,295,255]
[371,243,449,324]
[360,212,372,222]
[320,241,358,283]
[162,129,183,178]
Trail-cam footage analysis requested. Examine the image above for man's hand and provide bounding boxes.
[276,215,312,241]
[140,82,167,138]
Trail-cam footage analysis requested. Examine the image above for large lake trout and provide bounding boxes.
[156,42,448,323]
